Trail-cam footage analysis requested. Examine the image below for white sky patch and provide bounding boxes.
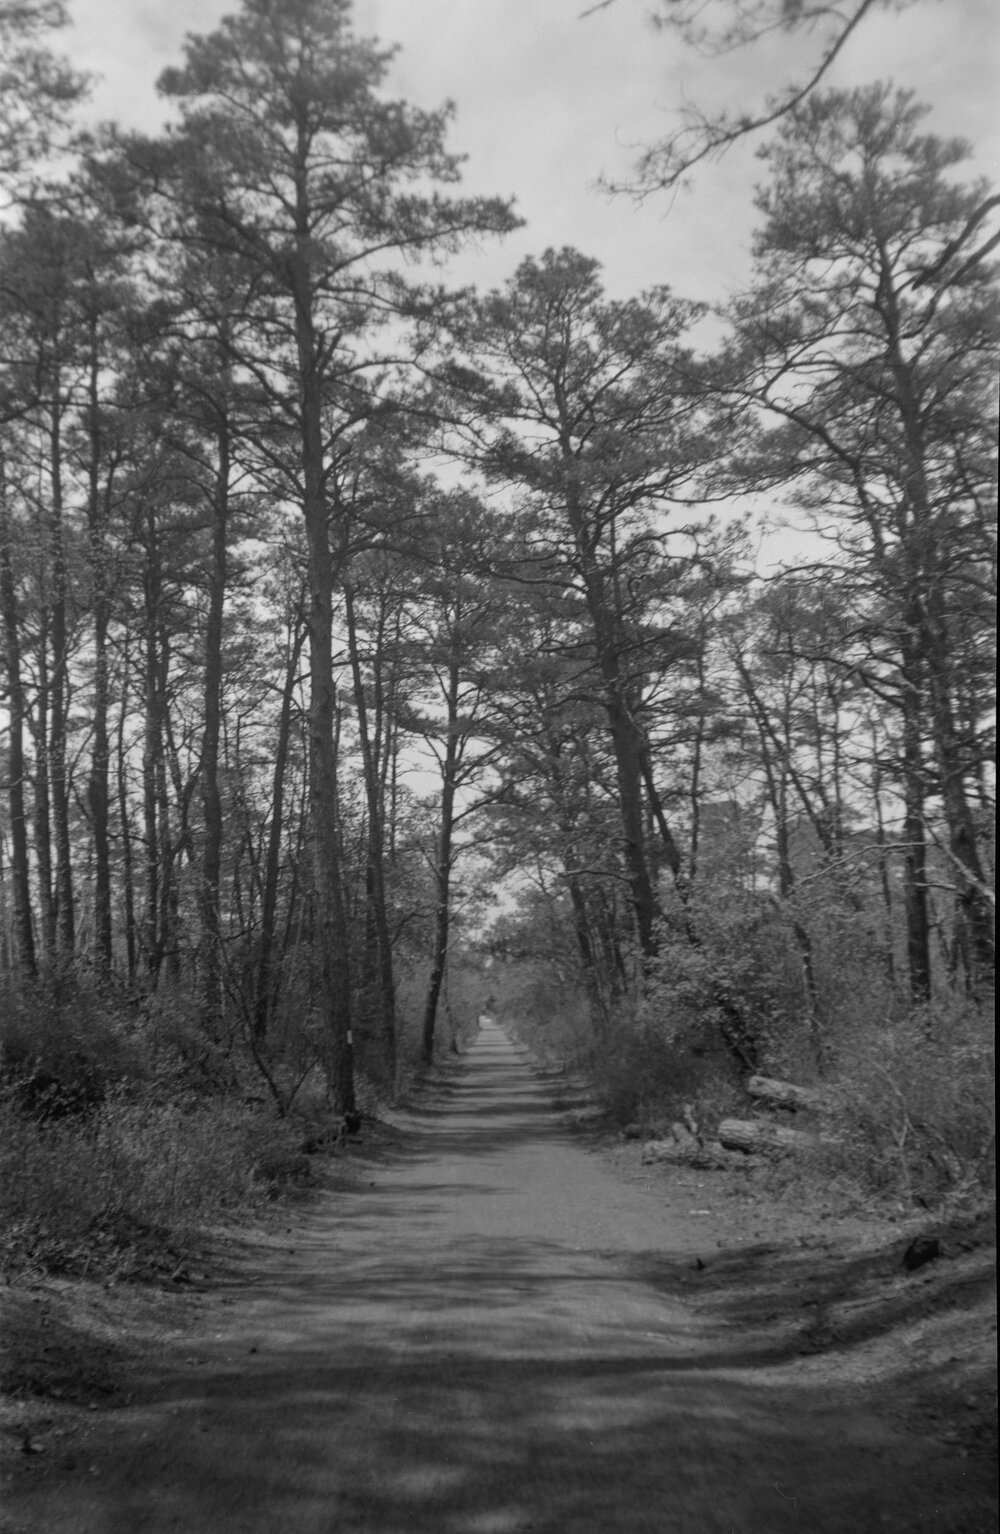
[64,0,999,308]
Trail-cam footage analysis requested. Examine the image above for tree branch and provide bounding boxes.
[600,0,896,197]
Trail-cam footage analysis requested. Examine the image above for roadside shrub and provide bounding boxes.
[822,998,995,1204]
[138,984,244,1095]
[594,1006,743,1132]
[0,977,145,1123]
[0,1092,301,1277]
[650,888,808,1074]
[594,1023,692,1124]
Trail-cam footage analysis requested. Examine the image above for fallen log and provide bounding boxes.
[717,1117,824,1155]
[746,1076,823,1112]
[641,1138,691,1165]
[641,1138,748,1170]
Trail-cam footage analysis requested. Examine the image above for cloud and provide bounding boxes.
[65,0,999,305]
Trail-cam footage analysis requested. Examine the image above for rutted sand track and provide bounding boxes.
[2,1021,993,1533]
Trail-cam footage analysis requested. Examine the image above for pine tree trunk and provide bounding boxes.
[116,640,138,982]
[199,410,230,1033]
[142,519,163,982]
[0,468,37,978]
[295,281,355,1117]
[556,464,661,956]
[902,707,932,1004]
[34,629,56,963]
[421,641,461,1066]
[255,615,306,1043]
[85,335,112,975]
[344,578,397,1085]
[48,399,75,959]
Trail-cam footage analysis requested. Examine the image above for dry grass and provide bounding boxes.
[820,999,996,1205]
[0,1095,306,1279]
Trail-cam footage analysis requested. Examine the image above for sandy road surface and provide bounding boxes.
[3,1021,990,1533]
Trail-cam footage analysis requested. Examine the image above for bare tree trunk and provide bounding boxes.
[85,329,113,976]
[688,618,708,883]
[141,516,163,983]
[47,397,75,959]
[33,614,56,964]
[870,737,896,987]
[0,464,37,978]
[923,618,995,984]
[295,288,355,1117]
[255,613,306,1042]
[116,637,137,982]
[155,625,179,983]
[198,409,230,1032]
[557,466,662,956]
[343,576,397,1084]
[421,640,461,1065]
[901,682,932,1005]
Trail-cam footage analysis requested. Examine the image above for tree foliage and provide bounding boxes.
[0,2,994,1220]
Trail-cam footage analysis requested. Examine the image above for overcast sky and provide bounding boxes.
[64,0,999,315]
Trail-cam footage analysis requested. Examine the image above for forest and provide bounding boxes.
[0,0,996,1277]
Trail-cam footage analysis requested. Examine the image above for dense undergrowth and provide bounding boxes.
[0,954,490,1282]
[0,978,338,1280]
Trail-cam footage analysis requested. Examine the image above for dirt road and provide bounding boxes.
[3,1021,992,1533]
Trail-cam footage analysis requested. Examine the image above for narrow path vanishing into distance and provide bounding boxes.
[6,1021,983,1533]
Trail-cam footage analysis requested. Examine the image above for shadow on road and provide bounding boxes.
[6,1022,994,1534]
